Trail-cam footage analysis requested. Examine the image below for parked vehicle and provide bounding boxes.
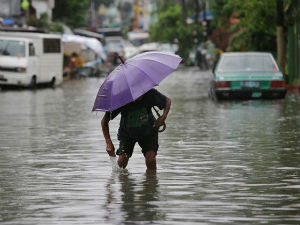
[209,52,287,100]
[0,32,63,88]
[75,59,103,78]
[105,36,125,57]
[100,27,124,58]
[123,40,138,59]
[127,31,149,46]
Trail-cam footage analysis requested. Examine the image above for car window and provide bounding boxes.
[217,54,278,73]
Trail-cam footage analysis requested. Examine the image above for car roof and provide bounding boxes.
[222,52,272,56]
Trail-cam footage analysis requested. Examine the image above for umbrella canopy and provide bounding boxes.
[92,51,182,112]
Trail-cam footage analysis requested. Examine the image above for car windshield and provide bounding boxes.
[217,54,278,73]
[0,40,25,57]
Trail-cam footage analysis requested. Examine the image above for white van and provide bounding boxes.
[0,32,63,88]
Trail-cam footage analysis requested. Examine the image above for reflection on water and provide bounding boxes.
[103,158,164,225]
[105,169,163,225]
[0,69,300,225]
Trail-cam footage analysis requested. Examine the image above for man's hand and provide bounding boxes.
[102,113,116,157]
[153,97,171,132]
[154,115,166,131]
[106,141,116,157]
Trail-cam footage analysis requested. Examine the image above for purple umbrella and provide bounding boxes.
[92,51,182,112]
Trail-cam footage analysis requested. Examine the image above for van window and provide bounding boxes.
[43,38,61,53]
[0,40,25,57]
[29,43,35,56]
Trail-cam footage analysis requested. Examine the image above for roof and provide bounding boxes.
[73,29,104,41]
[0,27,46,33]
[0,31,61,39]
[0,36,30,42]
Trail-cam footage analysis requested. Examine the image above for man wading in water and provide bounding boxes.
[101,89,171,170]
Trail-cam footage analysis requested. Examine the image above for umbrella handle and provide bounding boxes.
[152,107,166,133]
[158,122,166,132]
[118,55,125,64]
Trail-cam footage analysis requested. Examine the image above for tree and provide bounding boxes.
[276,0,285,73]
[149,4,201,61]
[53,0,89,28]
[210,0,277,52]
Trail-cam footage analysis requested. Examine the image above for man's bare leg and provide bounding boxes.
[145,150,157,170]
[118,154,129,169]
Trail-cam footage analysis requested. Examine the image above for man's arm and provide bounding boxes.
[154,97,171,130]
[101,113,116,157]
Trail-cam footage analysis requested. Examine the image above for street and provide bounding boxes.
[1,67,300,225]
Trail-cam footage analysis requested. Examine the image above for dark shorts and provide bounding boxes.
[116,133,159,157]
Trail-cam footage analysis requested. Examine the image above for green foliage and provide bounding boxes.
[149,4,201,60]
[210,0,277,52]
[285,0,300,25]
[53,0,89,28]
[28,12,63,33]
[228,0,276,34]
[210,0,232,26]
[48,22,64,33]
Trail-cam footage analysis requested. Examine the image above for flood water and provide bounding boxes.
[1,67,300,225]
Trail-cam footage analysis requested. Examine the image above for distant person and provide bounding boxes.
[112,52,119,66]
[70,52,85,77]
[71,52,85,67]
[101,89,171,170]
[196,44,209,70]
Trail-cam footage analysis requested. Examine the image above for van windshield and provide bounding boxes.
[0,40,25,57]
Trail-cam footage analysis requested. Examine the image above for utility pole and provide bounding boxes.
[133,0,140,30]
[287,0,300,87]
[201,0,207,41]
[21,0,29,26]
[181,0,187,25]
[89,0,96,28]
[194,0,200,25]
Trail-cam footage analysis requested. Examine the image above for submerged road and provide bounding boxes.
[1,67,300,225]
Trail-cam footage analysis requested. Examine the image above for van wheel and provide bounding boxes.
[29,76,37,89]
[50,77,56,88]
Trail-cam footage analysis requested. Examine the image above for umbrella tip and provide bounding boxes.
[118,55,125,64]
